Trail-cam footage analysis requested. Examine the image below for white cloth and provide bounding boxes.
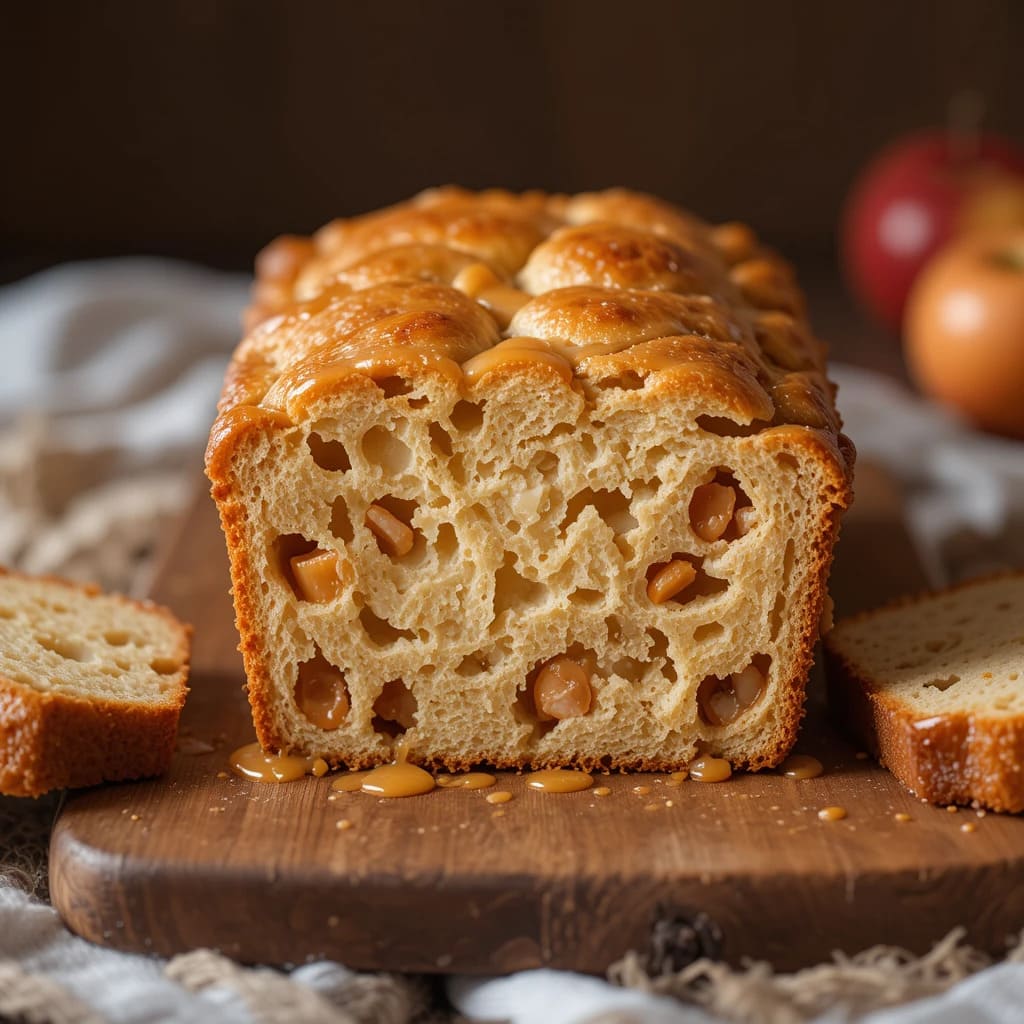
[1,260,1023,1024]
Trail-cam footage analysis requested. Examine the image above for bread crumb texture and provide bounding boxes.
[0,569,190,796]
[207,188,853,772]
[826,572,1024,811]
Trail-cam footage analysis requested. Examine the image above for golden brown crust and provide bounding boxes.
[0,567,191,798]
[208,187,851,469]
[824,570,1024,813]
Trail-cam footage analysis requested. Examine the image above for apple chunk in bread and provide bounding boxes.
[207,189,853,773]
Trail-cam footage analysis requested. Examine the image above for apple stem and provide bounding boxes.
[948,89,986,166]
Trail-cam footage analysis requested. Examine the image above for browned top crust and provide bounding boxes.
[209,187,851,485]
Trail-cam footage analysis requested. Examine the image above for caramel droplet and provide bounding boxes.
[688,756,732,783]
[230,742,323,783]
[818,806,847,822]
[331,771,372,793]
[779,754,823,780]
[486,791,513,804]
[436,772,497,790]
[526,769,593,793]
[594,786,611,797]
[360,762,435,798]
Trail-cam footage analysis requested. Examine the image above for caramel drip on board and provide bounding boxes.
[526,769,594,793]
[688,756,732,783]
[436,773,497,790]
[779,754,824,780]
[818,806,847,822]
[331,771,372,793]
[332,743,436,798]
[230,742,328,783]
[360,762,436,798]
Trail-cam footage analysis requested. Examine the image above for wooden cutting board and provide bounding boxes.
[49,463,1024,974]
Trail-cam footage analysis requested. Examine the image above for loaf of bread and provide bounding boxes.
[0,569,190,796]
[207,188,853,772]
[825,572,1024,812]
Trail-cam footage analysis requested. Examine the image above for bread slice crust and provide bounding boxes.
[0,568,191,798]
[825,571,1024,812]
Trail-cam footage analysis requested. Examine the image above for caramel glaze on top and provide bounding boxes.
[208,187,853,478]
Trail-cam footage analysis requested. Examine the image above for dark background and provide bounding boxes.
[3,0,1023,366]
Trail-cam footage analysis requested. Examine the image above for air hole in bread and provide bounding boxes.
[697,654,771,726]
[579,433,598,461]
[428,422,454,458]
[924,674,961,692]
[372,679,418,737]
[151,656,181,675]
[593,369,645,391]
[434,522,459,561]
[646,627,669,659]
[560,487,638,538]
[770,540,796,639]
[456,651,489,677]
[273,534,319,595]
[569,588,603,606]
[327,497,355,543]
[295,649,350,730]
[450,399,485,432]
[528,451,559,480]
[605,616,623,643]
[359,604,414,646]
[361,426,412,474]
[36,634,91,662]
[494,553,549,619]
[612,656,644,679]
[103,630,131,646]
[0,607,15,619]
[694,621,725,643]
[376,375,413,398]
[925,633,962,653]
[696,415,760,437]
[307,432,352,472]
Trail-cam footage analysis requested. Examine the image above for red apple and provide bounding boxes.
[841,131,1024,332]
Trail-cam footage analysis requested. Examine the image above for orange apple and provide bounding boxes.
[905,229,1024,438]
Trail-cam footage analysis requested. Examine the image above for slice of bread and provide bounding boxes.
[0,568,190,797]
[825,572,1024,812]
[207,188,853,773]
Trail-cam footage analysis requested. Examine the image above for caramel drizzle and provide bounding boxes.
[778,754,824,780]
[526,769,594,793]
[230,742,328,783]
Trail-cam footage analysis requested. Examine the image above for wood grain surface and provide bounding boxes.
[49,466,1024,973]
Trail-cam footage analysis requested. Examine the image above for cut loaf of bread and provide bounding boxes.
[825,572,1024,812]
[207,187,853,772]
[0,569,190,797]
